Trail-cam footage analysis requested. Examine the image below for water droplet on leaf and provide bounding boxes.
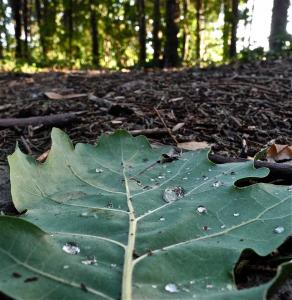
[233,213,240,217]
[81,257,97,265]
[62,242,80,255]
[163,187,184,203]
[212,181,223,188]
[165,283,179,293]
[160,217,165,221]
[274,226,285,234]
[152,285,157,289]
[95,168,103,173]
[196,206,207,214]
[63,265,69,269]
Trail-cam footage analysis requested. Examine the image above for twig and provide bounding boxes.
[20,136,32,155]
[154,107,179,146]
[0,112,84,128]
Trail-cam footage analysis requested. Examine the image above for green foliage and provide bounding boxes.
[0,129,291,299]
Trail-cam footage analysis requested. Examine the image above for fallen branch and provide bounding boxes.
[129,128,168,137]
[209,154,292,182]
[0,112,84,128]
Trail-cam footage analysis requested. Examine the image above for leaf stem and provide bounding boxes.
[121,167,136,300]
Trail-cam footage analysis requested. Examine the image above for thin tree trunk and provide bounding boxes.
[195,0,202,62]
[11,0,22,58]
[164,0,180,67]
[137,0,146,66]
[269,0,290,52]
[223,0,231,61]
[152,0,161,66]
[182,0,189,62]
[68,0,73,62]
[35,0,47,59]
[229,0,238,58]
[0,0,4,58]
[89,0,99,66]
[23,0,29,58]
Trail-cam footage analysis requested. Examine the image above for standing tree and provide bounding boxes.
[10,0,23,58]
[152,0,161,66]
[22,0,30,58]
[269,0,291,52]
[182,0,190,62]
[195,0,202,62]
[137,0,146,66]
[89,0,99,66]
[164,0,180,67]
[229,0,239,58]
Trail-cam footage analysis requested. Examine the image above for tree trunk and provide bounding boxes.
[195,0,202,62]
[35,0,47,59]
[229,0,238,58]
[89,0,99,66]
[152,0,161,66]
[68,0,73,62]
[181,0,189,62]
[137,0,146,66]
[164,0,180,67]
[11,0,22,58]
[269,0,290,52]
[23,0,29,58]
[223,0,231,61]
[0,0,4,58]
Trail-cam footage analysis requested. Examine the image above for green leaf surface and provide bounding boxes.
[1,128,291,299]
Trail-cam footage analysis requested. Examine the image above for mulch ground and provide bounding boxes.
[0,56,292,299]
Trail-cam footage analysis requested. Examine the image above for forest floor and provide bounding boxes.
[0,56,292,299]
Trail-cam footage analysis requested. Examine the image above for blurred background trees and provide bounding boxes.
[0,0,291,70]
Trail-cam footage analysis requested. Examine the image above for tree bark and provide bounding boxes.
[23,0,29,58]
[137,0,146,66]
[10,0,22,58]
[164,0,180,67]
[229,0,239,58]
[195,0,202,62]
[89,0,99,66]
[182,0,189,62]
[152,0,161,66]
[223,0,231,61]
[35,0,47,59]
[269,0,290,52]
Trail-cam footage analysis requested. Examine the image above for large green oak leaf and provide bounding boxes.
[0,128,291,299]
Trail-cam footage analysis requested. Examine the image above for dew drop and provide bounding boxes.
[110,263,117,268]
[196,206,207,214]
[95,168,103,173]
[206,284,213,289]
[220,224,226,229]
[274,226,285,234]
[63,265,69,269]
[183,177,188,180]
[152,285,157,289]
[81,257,97,265]
[160,217,165,221]
[158,175,165,179]
[165,283,179,293]
[233,213,240,217]
[62,242,80,255]
[212,180,223,188]
[150,178,155,182]
[203,176,209,181]
[163,187,184,203]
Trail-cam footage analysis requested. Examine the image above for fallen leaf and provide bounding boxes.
[44,92,87,100]
[178,140,210,151]
[172,122,185,132]
[2,129,290,300]
[267,144,292,164]
[36,150,50,162]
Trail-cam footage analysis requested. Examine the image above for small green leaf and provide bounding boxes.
[1,128,291,299]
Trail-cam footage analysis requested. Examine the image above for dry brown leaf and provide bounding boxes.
[267,144,292,163]
[178,141,210,151]
[44,92,87,100]
[172,122,185,132]
[36,150,50,163]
